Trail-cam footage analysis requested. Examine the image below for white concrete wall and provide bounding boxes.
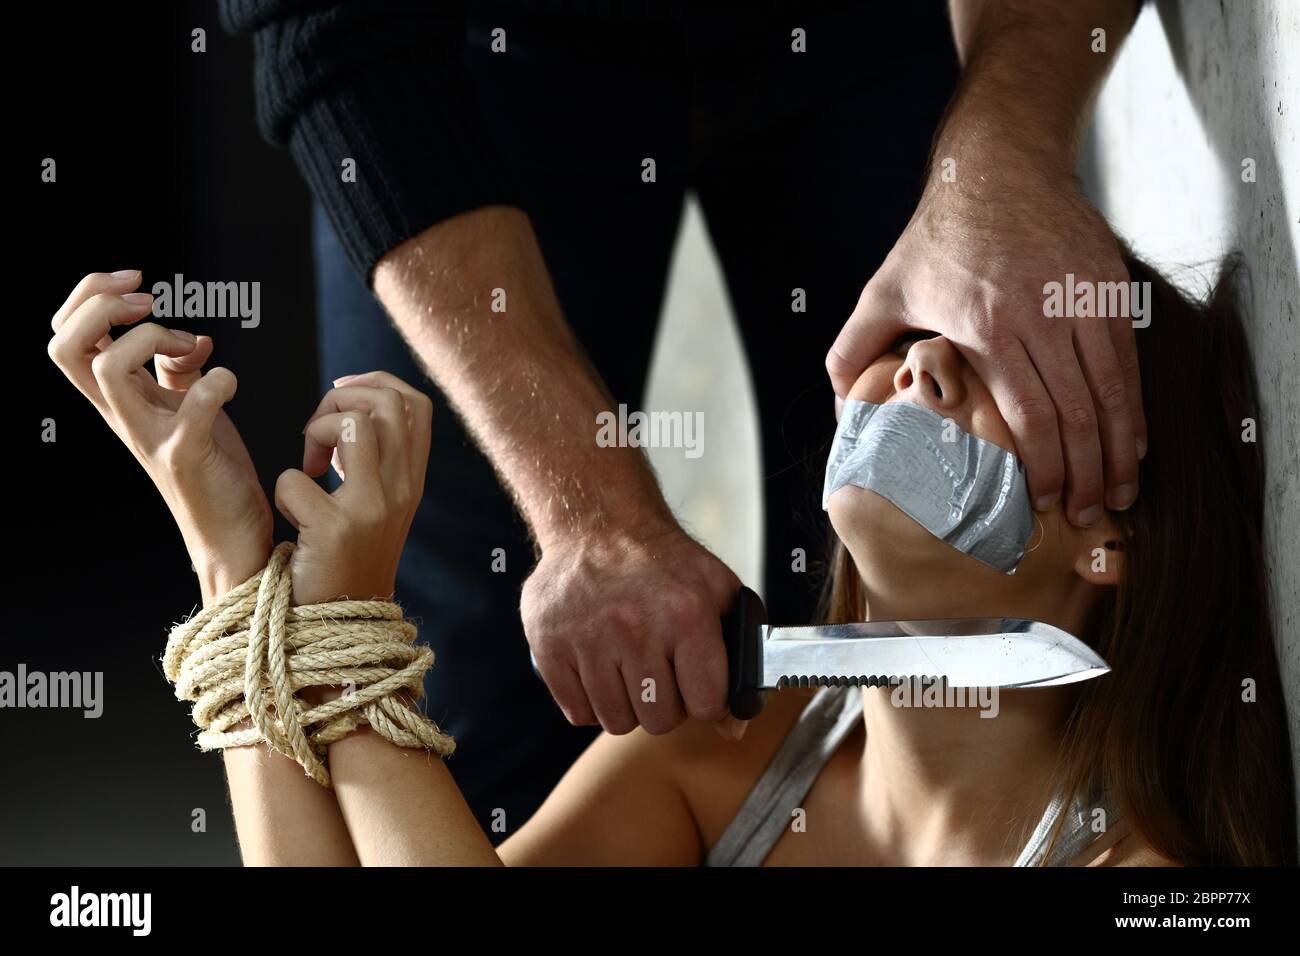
[1083,0,1299,819]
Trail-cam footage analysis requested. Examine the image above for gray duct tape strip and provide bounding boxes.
[822,400,1034,573]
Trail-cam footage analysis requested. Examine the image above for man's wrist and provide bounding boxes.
[529,453,677,553]
[534,508,684,570]
[928,111,1077,195]
[937,0,1137,188]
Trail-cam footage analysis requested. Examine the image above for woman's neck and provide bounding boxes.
[857,684,1073,865]
[853,580,1091,865]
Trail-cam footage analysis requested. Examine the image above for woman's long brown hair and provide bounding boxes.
[819,254,1297,866]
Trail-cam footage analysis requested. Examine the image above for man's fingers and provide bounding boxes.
[51,271,142,332]
[1021,336,1104,525]
[673,563,739,725]
[715,715,750,742]
[47,292,156,410]
[156,334,213,391]
[1109,312,1148,461]
[302,411,382,495]
[671,618,729,724]
[825,283,908,399]
[960,339,1066,512]
[274,467,335,531]
[623,659,685,735]
[534,656,597,727]
[577,656,638,735]
[1073,320,1139,511]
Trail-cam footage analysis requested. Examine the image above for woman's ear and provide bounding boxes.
[1071,514,1125,587]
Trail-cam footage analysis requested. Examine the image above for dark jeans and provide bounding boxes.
[312,1,958,839]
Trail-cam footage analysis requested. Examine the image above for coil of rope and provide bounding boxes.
[163,542,454,786]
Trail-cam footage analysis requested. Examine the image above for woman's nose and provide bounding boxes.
[892,337,965,409]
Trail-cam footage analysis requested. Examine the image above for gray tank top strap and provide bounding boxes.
[1014,788,1124,867]
[706,686,1124,867]
[705,687,862,867]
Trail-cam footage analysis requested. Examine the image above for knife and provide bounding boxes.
[526,585,1111,722]
[722,586,1110,719]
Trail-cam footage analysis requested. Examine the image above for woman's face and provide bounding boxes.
[828,333,1122,626]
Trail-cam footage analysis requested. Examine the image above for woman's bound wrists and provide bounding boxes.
[191,537,274,606]
[303,685,374,740]
[196,560,264,607]
[166,543,453,786]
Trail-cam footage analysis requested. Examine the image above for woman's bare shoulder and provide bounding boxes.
[1104,836,1182,867]
[648,688,821,843]
[502,688,819,865]
[663,688,817,763]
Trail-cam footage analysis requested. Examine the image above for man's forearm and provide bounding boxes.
[372,205,673,549]
[940,0,1139,179]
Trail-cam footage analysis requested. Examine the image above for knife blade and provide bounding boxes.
[723,586,1110,719]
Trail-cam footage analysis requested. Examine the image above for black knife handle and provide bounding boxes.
[722,585,768,720]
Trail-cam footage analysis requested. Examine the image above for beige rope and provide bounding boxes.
[163,541,455,786]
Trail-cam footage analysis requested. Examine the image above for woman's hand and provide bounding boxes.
[47,272,273,600]
[275,371,433,606]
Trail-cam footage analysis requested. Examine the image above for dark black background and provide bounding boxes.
[8,2,318,864]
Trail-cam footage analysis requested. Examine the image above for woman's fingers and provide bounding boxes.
[304,385,409,492]
[47,292,156,412]
[51,271,142,333]
[332,371,434,489]
[303,411,382,497]
[91,323,199,427]
[175,366,238,451]
[156,334,214,391]
[274,467,335,531]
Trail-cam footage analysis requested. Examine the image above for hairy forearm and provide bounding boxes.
[372,206,673,549]
[940,0,1138,179]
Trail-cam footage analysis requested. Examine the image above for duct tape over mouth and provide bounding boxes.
[823,399,1034,573]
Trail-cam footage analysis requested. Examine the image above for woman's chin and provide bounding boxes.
[830,487,1013,619]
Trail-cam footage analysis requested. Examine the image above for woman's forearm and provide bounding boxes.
[327,727,503,866]
[221,747,361,866]
[222,712,502,866]
[199,566,360,866]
